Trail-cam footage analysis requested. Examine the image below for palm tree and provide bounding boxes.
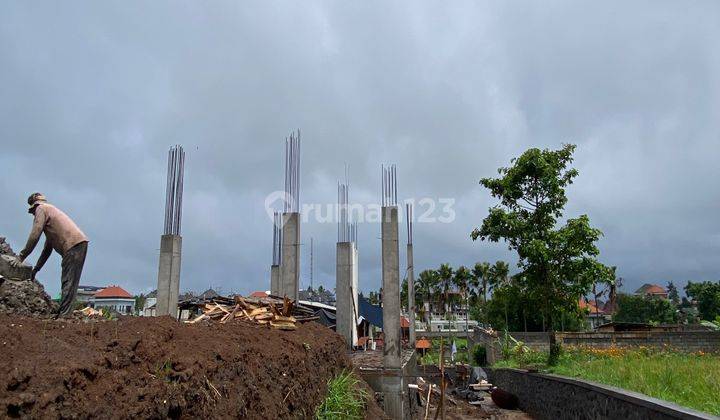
[416,269,438,329]
[472,262,491,304]
[436,263,454,316]
[488,261,510,295]
[453,266,473,335]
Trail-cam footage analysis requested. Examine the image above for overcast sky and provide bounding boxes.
[1,1,719,298]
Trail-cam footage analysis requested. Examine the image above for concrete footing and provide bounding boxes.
[280,212,300,301]
[381,206,404,419]
[336,242,358,349]
[156,234,181,317]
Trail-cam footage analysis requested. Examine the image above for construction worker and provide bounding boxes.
[11,193,89,317]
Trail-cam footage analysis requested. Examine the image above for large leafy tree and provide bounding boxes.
[472,144,612,363]
[685,281,720,321]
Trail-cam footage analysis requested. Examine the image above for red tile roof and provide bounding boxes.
[94,286,132,299]
[249,291,268,298]
[579,298,606,315]
[401,316,411,328]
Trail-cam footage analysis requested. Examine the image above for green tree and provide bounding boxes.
[436,263,454,315]
[488,261,510,295]
[472,262,491,304]
[613,294,678,324]
[134,294,147,315]
[667,281,680,306]
[685,281,720,321]
[471,144,612,364]
[453,265,473,335]
[416,269,439,328]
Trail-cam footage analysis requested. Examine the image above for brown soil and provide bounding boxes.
[0,315,378,419]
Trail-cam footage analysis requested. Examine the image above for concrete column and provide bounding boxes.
[407,243,416,346]
[381,206,404,419]
[280,212,300,301]
[156,234,182,318]
[270,265,280,295]
[336,242,358,349]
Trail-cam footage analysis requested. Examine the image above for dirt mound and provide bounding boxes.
[0,279,58,317]
[0,315,374,419]
[0,237,57,317]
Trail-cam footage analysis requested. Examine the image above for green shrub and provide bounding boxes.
[473,345,487,366]
[315,371,368,420]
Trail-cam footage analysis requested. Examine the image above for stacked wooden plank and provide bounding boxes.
[469,379,493,392]
[185,295,317,331]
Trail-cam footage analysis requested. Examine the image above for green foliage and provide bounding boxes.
[314,371,368,420]
[134,294,147,315]
[472,144,612,361]
[685,281,720,321]
[473,345,487,366]
[613,294,678,324]
[483,281,585,332]
[666,281,680,306]
[418,338,470,365]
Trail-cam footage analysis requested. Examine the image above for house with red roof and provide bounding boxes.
[94,285,135,315]
[579,297,611,330]
[634,283,669,299]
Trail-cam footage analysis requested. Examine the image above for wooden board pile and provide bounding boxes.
[185,295,317,331]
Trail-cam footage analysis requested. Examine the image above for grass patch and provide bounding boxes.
[315,371,368,420]
[418,338,471,365]
[495,346,720,415]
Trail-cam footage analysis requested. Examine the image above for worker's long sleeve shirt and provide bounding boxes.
[19,203,88,259]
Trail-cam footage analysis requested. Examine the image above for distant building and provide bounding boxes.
[141,290,157,317]
[76,285,104,305]
[634,283,669,299]
[579,297,611,329]
[94,285,135,315]
[249,291,269,298]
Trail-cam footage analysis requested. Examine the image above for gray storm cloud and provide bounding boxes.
[1,1,718,297]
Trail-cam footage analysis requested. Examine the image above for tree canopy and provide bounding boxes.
[472,144,612,362]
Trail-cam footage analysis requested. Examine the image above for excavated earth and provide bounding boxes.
[0,315,378,419]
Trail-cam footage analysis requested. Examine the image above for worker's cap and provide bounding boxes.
[27,192,47,212]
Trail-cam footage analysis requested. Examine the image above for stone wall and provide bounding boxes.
[486,368,717,420]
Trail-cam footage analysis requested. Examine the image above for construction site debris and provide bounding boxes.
[184,295,317,330]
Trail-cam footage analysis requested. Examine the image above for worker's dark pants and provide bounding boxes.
[57,241,88,317]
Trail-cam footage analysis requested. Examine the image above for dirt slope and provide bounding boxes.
[0,315,356,419]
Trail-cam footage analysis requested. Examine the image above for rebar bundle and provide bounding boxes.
[164,145,185,235]
[406,203,413,245]
[338,166,357,244]
[381,164,398,207]
[272,212,282,265]
[284,130,301,213]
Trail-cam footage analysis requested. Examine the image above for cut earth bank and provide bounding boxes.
[0,315,383,419]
